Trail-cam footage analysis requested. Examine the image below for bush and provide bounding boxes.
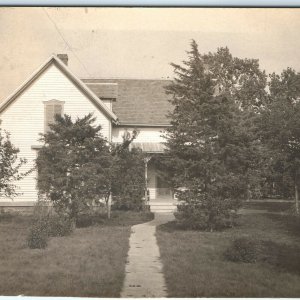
[111,147,145,212]
[0,208,13,222]
[27,219,49,249]
[112,194,144,211]
[76,212,104,228]
[36,114,112,221]
[175,189,239,231]
[48,214,74,237]
[27,201,74,248]
[224,237,260,263]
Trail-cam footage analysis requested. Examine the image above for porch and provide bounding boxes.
[144,157,177,213]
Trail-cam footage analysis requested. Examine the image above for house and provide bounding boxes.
[0,54,174,210]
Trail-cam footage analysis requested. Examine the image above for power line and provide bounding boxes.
[43,8,92,77]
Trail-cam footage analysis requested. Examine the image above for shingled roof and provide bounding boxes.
[82,78,173,125]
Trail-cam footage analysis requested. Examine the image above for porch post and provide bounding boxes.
[144,157,151,203]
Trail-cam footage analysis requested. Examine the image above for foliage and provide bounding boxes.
[259,68,300,211]
[164,41,261,230]
[75,213,99,228]
[201,46,268,110]
[175,189,238,230]
[0,121,27,198]
[36,114,111,220]
[75,208,106,228]
[47,214,73,237]
[27,201,74,248]
[224,237,259,263]
[111,130,146,211]
[27,201,50,249]
[27,218,49,249]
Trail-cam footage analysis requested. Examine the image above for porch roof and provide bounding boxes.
[130,142,166,153]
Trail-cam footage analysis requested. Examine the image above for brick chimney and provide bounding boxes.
[57,54,68,66]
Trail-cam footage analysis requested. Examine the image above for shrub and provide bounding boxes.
[111,146,145,212]
[76,213,102,228]
[27,219,49,249]
[27,200,50,249]
[112,194,144,211]
[48,214,74,237]
[175,189,239,231]
[36,114,112,220]
[224,237,260,263]
[76,214,95,228]
[27,201,74,248]
[0,208,13,222]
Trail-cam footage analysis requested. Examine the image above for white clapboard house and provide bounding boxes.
[0,54,175,212]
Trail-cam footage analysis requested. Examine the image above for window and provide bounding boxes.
[44,100,64,132]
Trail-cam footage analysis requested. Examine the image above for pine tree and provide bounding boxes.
[36,114,111,220]
[0,121,27,198]
[164,41,260,230]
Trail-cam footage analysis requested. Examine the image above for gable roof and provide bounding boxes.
[0,55,118,122]
[82,78,173,126]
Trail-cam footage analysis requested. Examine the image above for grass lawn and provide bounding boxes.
[0,210,153,297]
[156,212,300,297]
[243,200,294,212]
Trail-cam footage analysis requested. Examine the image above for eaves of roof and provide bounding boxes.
[0,55,118,122]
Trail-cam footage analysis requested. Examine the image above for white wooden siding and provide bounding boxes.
[0,63,110,203]
[112,127,166,144]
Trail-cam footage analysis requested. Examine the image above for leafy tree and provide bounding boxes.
[260,68,300,213]
[36,114,111,220]
[0,121,27,198]
[164,41,260,230]
[111,130,146,211]
[202,46,268,110]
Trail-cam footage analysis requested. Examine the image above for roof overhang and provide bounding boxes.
[114,123,171,128]
[131,142,166,153]
[0,55,118,122]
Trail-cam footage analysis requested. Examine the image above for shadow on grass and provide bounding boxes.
[159,213,300,276]
[265,213,300,237]
[76,210,154,228]
[259,240,300,275]
[243,201,293,212]
[157,219,237,233]
[0,212,32,225]
[0,209,154,229]
[157,220,180,233]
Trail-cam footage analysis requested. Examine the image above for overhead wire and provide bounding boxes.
[43,8,92,77]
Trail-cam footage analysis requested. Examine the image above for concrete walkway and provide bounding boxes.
[121,213,174,298]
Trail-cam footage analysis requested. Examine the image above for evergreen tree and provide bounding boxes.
[0,121,27,198]
[36,114,111,220]
[164,41,259,230]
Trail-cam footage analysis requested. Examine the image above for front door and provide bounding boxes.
[156,176,172,197]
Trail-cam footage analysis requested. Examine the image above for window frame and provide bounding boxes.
[43,99,65,133]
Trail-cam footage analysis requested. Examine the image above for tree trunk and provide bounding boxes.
[246,183,251,201]
[295,174,299,215]
[107,193,112,219]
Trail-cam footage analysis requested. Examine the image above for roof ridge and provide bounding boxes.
[0,55,118,121]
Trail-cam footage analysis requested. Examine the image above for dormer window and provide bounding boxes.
[43,100,65,132]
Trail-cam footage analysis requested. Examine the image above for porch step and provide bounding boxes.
[149,201,177,213]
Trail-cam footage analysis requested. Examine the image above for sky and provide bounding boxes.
[1,7,300,101]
